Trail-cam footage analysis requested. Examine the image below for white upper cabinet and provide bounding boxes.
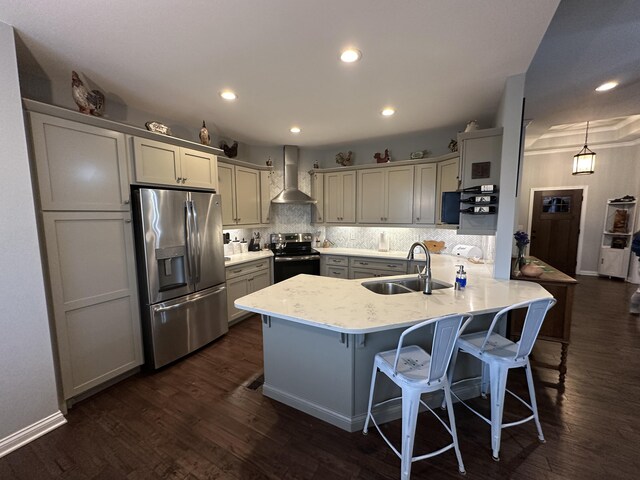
[132,136,218,190]
[260,170,272,224]
[358,166,413,224]
[435,157,460,224]
[29,113,130,211]
[413,163,437,225]
[325,171,356,223]
[310,171,324,223]
[217,162,261,226]
[180,148,218,189]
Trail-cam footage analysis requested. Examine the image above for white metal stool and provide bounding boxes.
[445,297,556,461]
[363,313,469,479]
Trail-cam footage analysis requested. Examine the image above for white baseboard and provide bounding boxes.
[0,411,66,459]
[578,270,598,276]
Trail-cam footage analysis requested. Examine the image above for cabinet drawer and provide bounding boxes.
[226,259,270,280]
[350,267,404,280]
[326,265,349,278]
[325,255,348,266]
[348,258,406,272]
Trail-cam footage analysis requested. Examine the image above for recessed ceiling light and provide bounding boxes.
[381,108,395,117]
[340,48,362,63]
[219,90,237,100]
[595,81,618,92]
[290,127,301,134]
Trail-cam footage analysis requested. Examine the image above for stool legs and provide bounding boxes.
[443,380,466,474]
[400,389,421,480]
[524,358,545,443]
[489,364,508,461]
[363,365,378,435]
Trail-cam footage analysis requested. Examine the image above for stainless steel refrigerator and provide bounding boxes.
[132,187,228,368]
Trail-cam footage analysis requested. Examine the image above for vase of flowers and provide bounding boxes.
[513,231,529,274]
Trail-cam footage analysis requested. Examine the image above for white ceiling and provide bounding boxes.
[524,0,640,148]
[0,0,560,147]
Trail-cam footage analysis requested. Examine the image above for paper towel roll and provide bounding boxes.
[378,232,389,252]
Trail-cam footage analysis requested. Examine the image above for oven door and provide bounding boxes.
[273,255,320,283]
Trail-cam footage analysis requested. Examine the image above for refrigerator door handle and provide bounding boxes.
[192,201,202,283]
[153,303,186,314]
[185,200,195,286]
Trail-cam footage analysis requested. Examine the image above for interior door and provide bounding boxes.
[530,189,583,276]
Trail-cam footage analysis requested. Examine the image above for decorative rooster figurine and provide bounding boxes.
[374,149,390,163]
[335,150,353,166]
[71,71,104,116]
[219,140,238,158]
[199,121,211,145]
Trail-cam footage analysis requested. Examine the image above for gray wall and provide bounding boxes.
[519,143,640,274]
[0,22,60,447]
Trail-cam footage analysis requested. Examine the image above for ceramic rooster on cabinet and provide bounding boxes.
[220,140,238,158]
[71,71,104,116]
[199,121,211,145]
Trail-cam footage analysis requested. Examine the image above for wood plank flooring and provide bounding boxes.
[2,275,639,479]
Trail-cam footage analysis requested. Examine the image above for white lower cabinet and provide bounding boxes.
[321,255,407,279]
[42,211,143,400]
[348,257,407,279]
[225,259,272,324]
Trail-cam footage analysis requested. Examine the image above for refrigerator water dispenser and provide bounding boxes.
[155,246,187,291]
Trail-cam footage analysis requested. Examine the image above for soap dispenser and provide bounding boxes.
[455,265,467,289]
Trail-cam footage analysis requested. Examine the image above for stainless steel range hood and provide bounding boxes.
[271,145,317,204]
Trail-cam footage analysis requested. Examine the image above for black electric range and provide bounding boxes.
[270,233,320,282]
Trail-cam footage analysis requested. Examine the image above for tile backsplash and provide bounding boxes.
[223,204,495,261]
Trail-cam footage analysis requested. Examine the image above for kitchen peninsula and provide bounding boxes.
[235,254,552,431]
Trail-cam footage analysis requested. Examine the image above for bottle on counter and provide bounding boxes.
[455,265,467,289]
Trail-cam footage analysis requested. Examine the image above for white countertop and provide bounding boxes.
[235,254,552,334]
[224,250,273,267]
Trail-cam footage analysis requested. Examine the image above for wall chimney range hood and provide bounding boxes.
[271,145,317,204]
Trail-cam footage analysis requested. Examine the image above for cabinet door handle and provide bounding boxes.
[361,262,369,265]
[124,199,130,204]
[232,269,242,273]
[182,178,188,183]
[237,218,241,222]
[176,177,182,183]
[416,217,420,221]
[124,219,131,223]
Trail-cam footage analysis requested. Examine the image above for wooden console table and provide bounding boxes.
[510,256,577,384]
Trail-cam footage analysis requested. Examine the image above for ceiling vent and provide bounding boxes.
[271,145,317,204]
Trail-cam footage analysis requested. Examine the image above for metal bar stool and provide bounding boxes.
[445,297,556,461]
[363,313,469,479]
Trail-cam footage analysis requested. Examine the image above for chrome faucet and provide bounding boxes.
[407,242,432,295]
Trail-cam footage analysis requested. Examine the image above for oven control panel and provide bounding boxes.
[270,233,313,243]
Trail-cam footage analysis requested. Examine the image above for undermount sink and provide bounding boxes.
[362,276,453,295]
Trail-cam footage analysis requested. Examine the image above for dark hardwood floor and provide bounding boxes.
[2,275,639,479]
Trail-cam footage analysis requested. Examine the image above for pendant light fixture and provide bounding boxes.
[572,121,596,175]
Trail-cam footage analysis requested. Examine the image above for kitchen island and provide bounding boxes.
[235,254,552,431]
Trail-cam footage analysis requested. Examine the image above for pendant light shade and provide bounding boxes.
[572,121,596,175]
